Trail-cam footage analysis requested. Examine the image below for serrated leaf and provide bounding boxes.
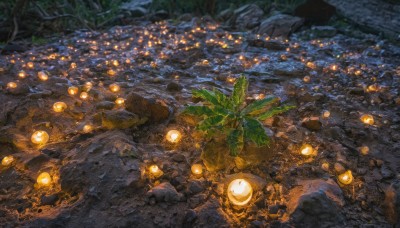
[192,89,219,106]
[241,97,280,116]
[227,127,244,156]
[231,75,248,108]
[182,106,213,117]
[243,117,270,146]
[197,115,226,131]
[257,105,295,121]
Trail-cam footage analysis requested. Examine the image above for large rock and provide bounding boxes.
[294,0,336,24]
[233,4,264,29]
[383,180,400,225]
[101,109,147,129]
[126,92,171,122]
[120,0,152,17]
[325,0,400,39]
[257,14,303,38]
[283,179,345,227]
[227,4,264,29]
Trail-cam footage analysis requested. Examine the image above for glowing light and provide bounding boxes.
[166,130,182,143]
[107,69,116,76]
[53,102,67,112]
[300,144,314,156]
[360,114,374,125]
[18,70,27,78]
[68,86,79,95]
[37,172,52,187]
[1,155,14,166]
[338,170,353,185]
[31,131,49,145]
[27,62,34,68]
[115,98,125,105]
[191,164,203,175]
[7,82,17,89]
[109,83,120,92]
[83,124,93,133]
[227,179,253,206]
[303,76,311,83]
[323,110,330,118]
[80,92,89,100]
[359,146,369,155]
[149,164,163,177]
[38,71,49,81]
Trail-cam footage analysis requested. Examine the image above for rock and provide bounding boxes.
[217,8,234,21]
[146,182,183,203]
[172,153,186,162]
[294,0,336,24]
[166,81,183,92]
[233,4,264,29]
[325,0,400,39]
[334,163,345,173]
[283,179,345,227]
[383,180,400,225]
[120,0,152,11]
[95,101,115,110]
[101,109,147,129]
[193,198,232,227]
[301,117,322,131]
[183,209,197,227]
[126,92,171,122]
[257,14,304,38]
[188,180,205,195]
[273,61,305,77]
[40,194,59,206]
[311,26,337,38]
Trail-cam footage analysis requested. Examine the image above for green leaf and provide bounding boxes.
[227,127,244,156]
[192,89,219,106]
[241,97,280,116]
[197,115,226,131]
[257,105,295,121]
[182,106,213,117]
[231,75,248,108]
[243,117,270,146]
[213,89,233,109]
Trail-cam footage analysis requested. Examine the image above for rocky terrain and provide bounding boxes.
[1,4,400,228]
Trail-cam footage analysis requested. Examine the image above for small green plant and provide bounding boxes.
[183,75,294,156]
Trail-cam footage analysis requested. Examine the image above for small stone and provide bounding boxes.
[146,182,183,203]
[126,92,171,122]
[188,180,205,195]
[101,109,147,129]
[172,154,186,163]
[166,82,183,92]
[334,163,346,173]
[301,116,322,131]
[40,194,59,206]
